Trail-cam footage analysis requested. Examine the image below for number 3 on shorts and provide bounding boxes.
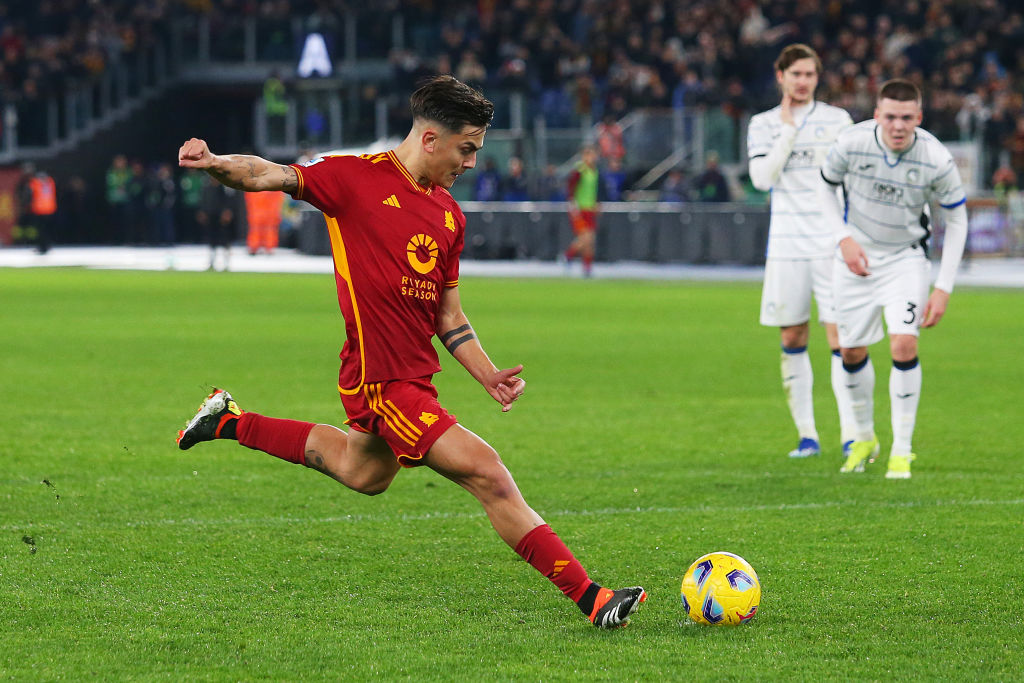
[904,302,917,324]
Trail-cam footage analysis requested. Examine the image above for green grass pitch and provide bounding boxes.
[1,267,1022,680]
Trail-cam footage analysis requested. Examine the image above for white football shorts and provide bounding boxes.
[833,250,931,348]
[759,257,836,327]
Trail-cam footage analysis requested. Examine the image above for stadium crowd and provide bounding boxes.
[0,1,174,146]
[385,0,1024,185]
[4,1,1024,187]
[4,0,1024,248]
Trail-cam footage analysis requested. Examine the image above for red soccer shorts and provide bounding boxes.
[340,377,458,467]
[570,209,597,235]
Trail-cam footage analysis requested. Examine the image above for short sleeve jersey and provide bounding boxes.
[290,151,465,393]
[821,120,966,259]
[747,101,853,259]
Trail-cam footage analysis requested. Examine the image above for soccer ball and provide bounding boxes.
[680,551,760,626]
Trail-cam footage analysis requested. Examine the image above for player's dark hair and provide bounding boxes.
[878,79,921,105]
[410,75,494,132]
[774,44,822,75]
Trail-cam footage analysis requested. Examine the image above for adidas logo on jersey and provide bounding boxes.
[382,194,401,208]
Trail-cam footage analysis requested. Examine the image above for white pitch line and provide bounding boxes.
[6,497,1023,532]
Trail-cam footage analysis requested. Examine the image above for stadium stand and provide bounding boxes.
[0,1,1022,253]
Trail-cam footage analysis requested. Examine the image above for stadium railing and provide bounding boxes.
[296,201,771,265]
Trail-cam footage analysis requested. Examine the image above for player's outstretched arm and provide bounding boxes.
[178,138,297,193]
[436,287,525,412]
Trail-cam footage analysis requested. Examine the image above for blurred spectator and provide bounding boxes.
[533,163,565,201]
[455,50,487,89]
[957,92,990,141]
[263,70,289,143]
[672,68,706,112]
[178,168,205,243]
[501,156,530,201]
[126,160,148,244]
[992,166,1018,199]
[659,169,688,203]
[146,163,177,245]
[263,70,289,116]
[602,157,627,201]
[691,152,731,202]
[60,176,91,243]
[1007,115,1024,180]
[105,155,132,244]
[992,167,1024,251]
[304,102,327,145]
[197,174,240,271]
[473,157,502,201]
[596,113,626,163]
[278,193,302,247]
[16,79,48,147]
[351,83,381,142]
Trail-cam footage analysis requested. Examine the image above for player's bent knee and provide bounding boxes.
[348,471,395,496]
[480,465,519,501]
[340,458,399,496]
[780,323,810,349]
[455,457,520,503]
[890,336,918,362]
[356,482,390,497]
[840,347,868,365]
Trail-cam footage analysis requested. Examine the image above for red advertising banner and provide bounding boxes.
[0,167,22,245]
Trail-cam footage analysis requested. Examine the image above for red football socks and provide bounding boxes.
[514,524,594,605]
[234,412,315,465]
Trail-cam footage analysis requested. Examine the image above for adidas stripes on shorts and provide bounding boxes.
[340,376,458,467]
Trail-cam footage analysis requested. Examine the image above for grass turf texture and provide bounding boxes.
[1,267,1021,681]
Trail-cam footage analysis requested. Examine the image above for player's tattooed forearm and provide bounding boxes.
[440,324,476,355]
[206,156,296,192]
[206,158,256,190]
[282,166,298,192]
[206,166,239,188]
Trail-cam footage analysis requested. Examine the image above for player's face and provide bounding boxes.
[432,126,486,189]
[776,58,818,105]
[874,98,922,151]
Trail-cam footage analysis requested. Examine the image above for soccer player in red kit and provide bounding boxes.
[175,75,645,628]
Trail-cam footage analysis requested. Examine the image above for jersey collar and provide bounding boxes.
[873,124,918,167]
[387,150,433,195]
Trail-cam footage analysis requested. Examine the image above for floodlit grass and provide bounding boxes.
[1,267,1021,681]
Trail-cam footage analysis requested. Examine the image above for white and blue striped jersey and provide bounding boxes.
[821,120,966,260]
[747,101,853,259]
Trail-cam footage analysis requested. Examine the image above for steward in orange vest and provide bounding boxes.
[18,167,57,253]
[29,176,58,215]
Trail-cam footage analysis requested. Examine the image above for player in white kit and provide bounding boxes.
[818,79,968,479]
[748,44,856,460]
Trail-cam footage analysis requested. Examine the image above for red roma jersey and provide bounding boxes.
[290,151,465,394]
